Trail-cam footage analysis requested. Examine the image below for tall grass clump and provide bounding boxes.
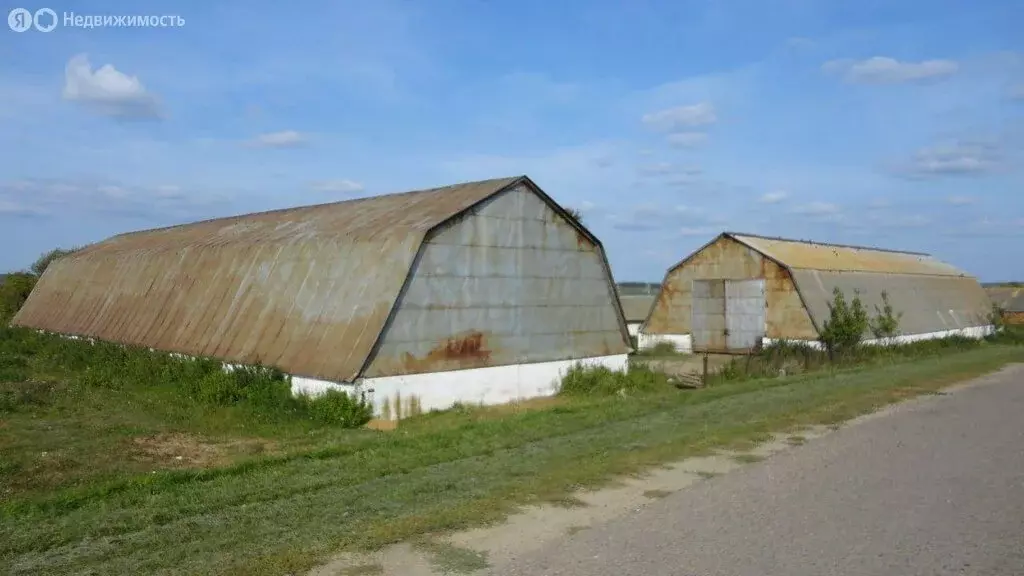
[558,363,671,396]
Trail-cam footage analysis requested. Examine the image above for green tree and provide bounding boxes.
[0,272,37,323]
[30,247,78,277]
[818,287,869,358]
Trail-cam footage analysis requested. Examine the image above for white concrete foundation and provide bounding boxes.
[294,354,630,421]
[636,332,693,353]
[762,324,995,349]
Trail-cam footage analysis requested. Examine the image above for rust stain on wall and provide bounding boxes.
[398,330,494,374]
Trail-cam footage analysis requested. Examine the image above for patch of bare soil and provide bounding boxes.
[130,433,277,469]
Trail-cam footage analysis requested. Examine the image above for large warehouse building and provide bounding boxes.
[13,176,631,420]
[639,232,994,353]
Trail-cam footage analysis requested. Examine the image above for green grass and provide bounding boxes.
[1,326,1023,575]
[414,540,490,574]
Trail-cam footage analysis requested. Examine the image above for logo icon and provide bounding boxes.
[33,7,57,31]
[8,7,32,32]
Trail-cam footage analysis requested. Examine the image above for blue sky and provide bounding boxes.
[1,0,1023,282]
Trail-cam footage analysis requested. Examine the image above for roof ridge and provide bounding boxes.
[109,176,524,241]
[725,231,932,257]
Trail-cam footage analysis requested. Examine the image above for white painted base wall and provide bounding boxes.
[760,325,995,349]
[292,354,630,420]
[636,332,693,353]
[637,325,993,355]
[627,322,642,337]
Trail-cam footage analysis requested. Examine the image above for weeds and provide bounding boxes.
[558,363,671,397]
[632,341,683,357]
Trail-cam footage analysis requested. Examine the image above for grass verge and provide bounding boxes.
[1,343,1021,575]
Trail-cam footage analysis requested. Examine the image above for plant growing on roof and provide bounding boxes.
[818,287,869,358]
[564,207,584,223]
[869,290,903,341]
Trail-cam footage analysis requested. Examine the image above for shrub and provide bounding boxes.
[869,291,902,340]
[558,363,670,396]
[306,390,374,427]
[30,247,79,277]
[818,288,869,358]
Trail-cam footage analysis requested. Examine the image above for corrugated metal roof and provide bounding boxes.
[729,233,969,277]
[12,177,530,382]
[619,295,655,322]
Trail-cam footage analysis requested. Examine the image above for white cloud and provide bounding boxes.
[610,204,712,232]
[759,190,789,204]
[666,132,708,148]
[245,130,308,148]
[945,195,976,206]
[641,102,717,131]
[62,54,161,118]
[823,56,958,84]
[310,179,364,194]
[791,202,841,216]
[0,178,231,222]
[898,140,999,177]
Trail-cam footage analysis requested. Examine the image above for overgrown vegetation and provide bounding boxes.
[558,363,671,396]
[0,327,372,426]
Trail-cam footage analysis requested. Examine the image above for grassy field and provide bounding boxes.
[2,329,1024,575]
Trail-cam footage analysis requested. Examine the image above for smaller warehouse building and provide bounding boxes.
[988,287,1024,325]
[619,294,656,340]
[640,232,994,353]
[14,176,631,420]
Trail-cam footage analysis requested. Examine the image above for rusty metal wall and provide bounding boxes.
[791,269,996,336]
[12,178,523,383]
[364,185,630,377]
[643,236,817,341]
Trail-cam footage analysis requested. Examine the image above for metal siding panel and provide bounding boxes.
[691,279,726,351]
[365,188,628,377]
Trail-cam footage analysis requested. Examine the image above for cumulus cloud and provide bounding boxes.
[641,102,717,131]
[310,179,364,194]
[896,140,1000,177]
[822,56,958,84]
[245,130,308,148]
[759,191,789,204]
[666,132,708,148]
[62,54,161,118]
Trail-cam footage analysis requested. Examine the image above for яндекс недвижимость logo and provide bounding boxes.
[8,7,184,32]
